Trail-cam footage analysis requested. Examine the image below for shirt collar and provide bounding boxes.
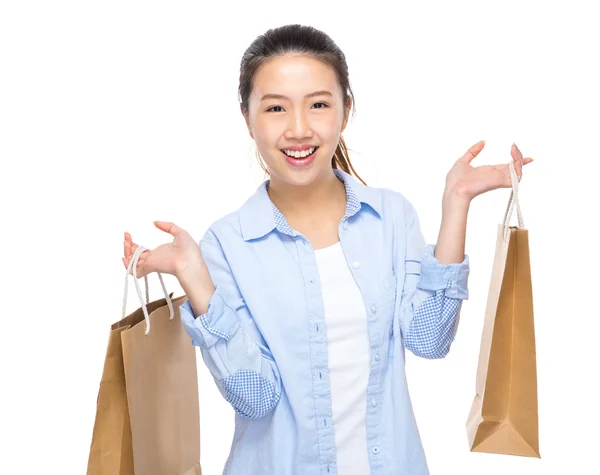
[239,168,383,241]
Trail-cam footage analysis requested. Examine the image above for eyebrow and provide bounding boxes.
[260,90,334,102]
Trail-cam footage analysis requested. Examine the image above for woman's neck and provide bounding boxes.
[267,170,347,221]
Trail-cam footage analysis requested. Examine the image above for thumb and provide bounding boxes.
[153,221,181,236]
[460,140,486,164]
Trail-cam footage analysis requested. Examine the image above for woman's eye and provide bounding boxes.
[266,102,328,113]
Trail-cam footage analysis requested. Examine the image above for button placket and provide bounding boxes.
[298,233,335,467]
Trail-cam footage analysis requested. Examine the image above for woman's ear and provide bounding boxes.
[341,96,353,133]
[242,111,254,140]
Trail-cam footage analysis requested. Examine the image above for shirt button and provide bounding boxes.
[371,399,377,407]
[371,305,377,313]
[372,446,380,454]
[342,222,348,230]
[352,261,360,269]
[374,353,380,362]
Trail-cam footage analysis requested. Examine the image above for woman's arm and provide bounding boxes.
[434,191,470,264]
[399,196,470,359]
[398,141,532,359]
[177,231,281,419]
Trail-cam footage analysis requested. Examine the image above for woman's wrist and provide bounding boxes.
[176,255,216,317]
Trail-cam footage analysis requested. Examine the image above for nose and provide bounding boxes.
[285,109,313,140]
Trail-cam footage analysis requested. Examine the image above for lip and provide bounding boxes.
[282,146,318,167]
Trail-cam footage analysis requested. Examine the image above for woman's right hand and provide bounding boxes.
[122,221,202,279]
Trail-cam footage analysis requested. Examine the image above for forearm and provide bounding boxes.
[398,193,471,358]
[434,190,471,264]
[176,256,216,319]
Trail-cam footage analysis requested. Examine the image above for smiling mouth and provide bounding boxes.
[281,146,319,159]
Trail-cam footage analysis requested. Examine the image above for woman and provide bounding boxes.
[122,24,532,475]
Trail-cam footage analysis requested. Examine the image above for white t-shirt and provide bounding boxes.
[314,240,371,475]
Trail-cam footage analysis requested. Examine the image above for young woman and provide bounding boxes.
[122,24,532,475]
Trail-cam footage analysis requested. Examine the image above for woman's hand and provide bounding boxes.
[444,140,534,201]
[122,221,202,279]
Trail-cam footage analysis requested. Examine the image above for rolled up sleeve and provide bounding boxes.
[180,287,241,348]
[417,244,470,300]
[397,197,471,359]
[178,232,282,419]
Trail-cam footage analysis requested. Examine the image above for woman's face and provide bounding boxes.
[244,54,351,187]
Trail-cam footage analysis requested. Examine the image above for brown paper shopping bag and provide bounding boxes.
[87,245,202,474]
[466,161,540,458]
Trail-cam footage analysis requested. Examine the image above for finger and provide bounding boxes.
[512,143,525,168]
[154,221,182,237]
[129,242,140,260]
[461,140,486,164]
[124,238,132,259]
[123,254,145,276]
[510,146,523,180]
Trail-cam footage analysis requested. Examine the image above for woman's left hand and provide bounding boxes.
[444,140,534,201]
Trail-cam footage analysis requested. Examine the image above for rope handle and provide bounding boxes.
[502,160,525,242]
[122,245,174,335]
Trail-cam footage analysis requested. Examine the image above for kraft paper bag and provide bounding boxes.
[466,161,540,458]
[87,245,202,474]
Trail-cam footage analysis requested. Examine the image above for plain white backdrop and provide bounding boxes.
[1,1,598,474]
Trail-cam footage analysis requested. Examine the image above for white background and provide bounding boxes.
[1,1,598,474]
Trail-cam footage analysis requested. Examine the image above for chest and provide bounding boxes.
[228,214,401,353]
[286,214,344,251]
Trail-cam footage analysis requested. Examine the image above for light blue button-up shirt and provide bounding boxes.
[180,168,470,475]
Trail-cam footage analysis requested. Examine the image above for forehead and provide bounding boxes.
[252,55,340,100]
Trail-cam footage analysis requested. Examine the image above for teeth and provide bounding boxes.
[283,147,315,158]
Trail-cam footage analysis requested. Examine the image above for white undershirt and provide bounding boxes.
[314,241,371,475]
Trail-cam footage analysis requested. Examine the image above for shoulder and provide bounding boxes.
[379,186,417,224]
[200,209,244,248]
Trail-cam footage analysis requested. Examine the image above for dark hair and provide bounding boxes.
[238,24,367,186]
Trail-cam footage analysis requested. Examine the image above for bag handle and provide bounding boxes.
[122,245,174,335]
[501,160,525,242]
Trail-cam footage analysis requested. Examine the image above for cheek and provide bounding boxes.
[318,116,342,141]
[253,118,280,146]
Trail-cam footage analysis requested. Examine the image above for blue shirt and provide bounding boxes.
[179,168,470,475]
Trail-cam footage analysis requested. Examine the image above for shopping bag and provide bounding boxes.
[466,160,540,458]
[87,245,202,474]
